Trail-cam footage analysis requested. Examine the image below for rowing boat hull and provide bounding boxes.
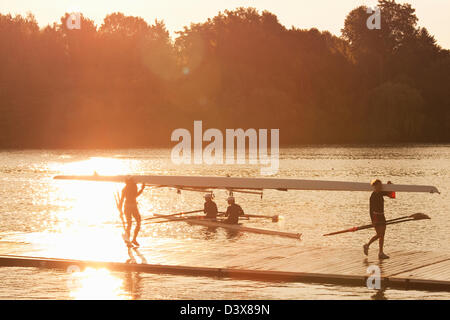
[187,219,301,239]
[53,175,440,193]
[155,215,301,239]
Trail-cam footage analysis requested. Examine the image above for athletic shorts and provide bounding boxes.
[124,202,140,222]
[371,212,386,236]
[370,212,386,224]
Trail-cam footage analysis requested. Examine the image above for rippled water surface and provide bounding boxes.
[0,145,449,299]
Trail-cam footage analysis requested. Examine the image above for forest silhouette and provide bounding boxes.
[0,0,449,148]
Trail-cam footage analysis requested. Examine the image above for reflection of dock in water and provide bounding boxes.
[1,243,450,292]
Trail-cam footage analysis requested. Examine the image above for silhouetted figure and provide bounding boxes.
[203,193,218,219]
[364,179,395,259]
[119,177,145,247]
[224,196,244,225]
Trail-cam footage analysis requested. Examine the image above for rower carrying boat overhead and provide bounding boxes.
[119,177,145,247]
[363,179,395,260]
[224,196,244,225]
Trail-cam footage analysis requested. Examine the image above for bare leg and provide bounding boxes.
[367,234,379,247]
[379,236,385,253]
[132,211,141,244]
[125,220,132,241]
[123,205,133,242]
[378,226,386,254]
[133,219,141,242]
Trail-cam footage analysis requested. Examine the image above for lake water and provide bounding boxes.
[0,145,449,299]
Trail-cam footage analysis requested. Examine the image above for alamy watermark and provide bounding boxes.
[66,264,82,291]
[366,265,381,289]
[66,12,81,30]
[65,4,81,30]
[366,7,381,30]
[171,121,279,175]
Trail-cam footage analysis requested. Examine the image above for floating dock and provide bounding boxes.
[1,245,450,292]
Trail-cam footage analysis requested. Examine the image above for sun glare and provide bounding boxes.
[58,157,131,176]
[69,267,129,300]
[43,157,137,260]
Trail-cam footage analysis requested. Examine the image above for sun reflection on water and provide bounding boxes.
[68,268,130,300]
[44,157,137,260]
[39,157,148,299]
[54,156,133,176]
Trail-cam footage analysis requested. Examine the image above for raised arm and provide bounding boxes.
[383,181,396,198]
[137,184,146,197]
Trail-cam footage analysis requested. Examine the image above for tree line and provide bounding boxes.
[0,0,448,148]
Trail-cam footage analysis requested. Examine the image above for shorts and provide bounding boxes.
[371,212,386,235]
[370,212,386,224]
[124,202,141,223]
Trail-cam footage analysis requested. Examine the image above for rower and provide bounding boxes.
[224,196,244,225]
[363,179,395,260]
[119,177,145,247]
[203,193,218,220]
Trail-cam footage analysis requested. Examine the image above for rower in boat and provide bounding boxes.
[119,177,145,247]
[363,179,395,260]
[203,194,218,220]
[224,196,244,225]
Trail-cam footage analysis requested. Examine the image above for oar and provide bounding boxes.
[216,212,250,221]
[114,192,126,231]
[114,192,132,245]
[383,214,427,224]
[148,214,249,225]
[323,213,430,236]
[245,214,280,222]
[384,213,429,224]
[143,209,204,221]
[383,215,430,227]
[149,216,218,224]
[218,212,279,222]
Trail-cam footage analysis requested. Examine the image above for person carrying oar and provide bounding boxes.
[364,179,395,260]
[119,177,146,247]
[203,193,218,220]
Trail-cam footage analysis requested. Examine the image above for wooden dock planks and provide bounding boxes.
[1,242,450,292]
[391,259,450,281]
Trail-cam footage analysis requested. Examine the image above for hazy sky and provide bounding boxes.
[1,0,449,48]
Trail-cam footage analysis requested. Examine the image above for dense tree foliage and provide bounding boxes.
[0,1,448,148]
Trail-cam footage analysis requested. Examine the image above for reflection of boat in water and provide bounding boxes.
[153,214,301,240]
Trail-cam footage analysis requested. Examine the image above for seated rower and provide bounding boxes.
[203,193,218,220]
[224,196,244,225]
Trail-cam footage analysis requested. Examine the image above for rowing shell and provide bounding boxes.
[53,175,440,193]
[154,215,301,240]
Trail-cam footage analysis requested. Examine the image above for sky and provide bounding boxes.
[0,0,449,48]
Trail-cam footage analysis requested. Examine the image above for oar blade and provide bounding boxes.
[410,212,431,220]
